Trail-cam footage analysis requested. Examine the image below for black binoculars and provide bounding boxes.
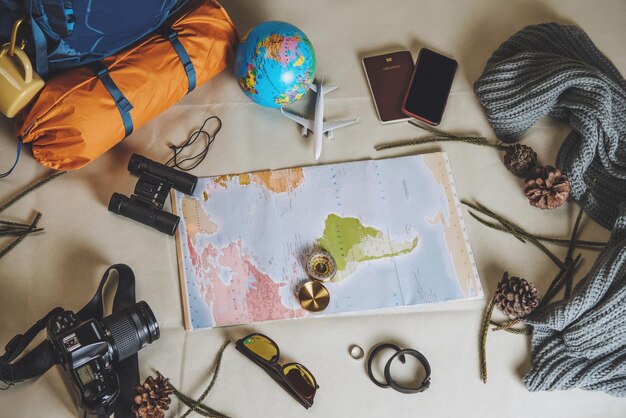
[108,154,198,235]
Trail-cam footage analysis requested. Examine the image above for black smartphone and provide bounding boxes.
[402,48,458,125]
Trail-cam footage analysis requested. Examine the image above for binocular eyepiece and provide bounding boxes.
[108,154,198,235]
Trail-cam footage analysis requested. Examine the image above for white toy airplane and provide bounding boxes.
[281,80,358,160]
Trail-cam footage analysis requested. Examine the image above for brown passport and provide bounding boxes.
[362,51,414,123]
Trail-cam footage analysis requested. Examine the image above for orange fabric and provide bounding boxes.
[18,0,238,170]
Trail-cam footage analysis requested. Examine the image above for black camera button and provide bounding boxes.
[84,387,94,399]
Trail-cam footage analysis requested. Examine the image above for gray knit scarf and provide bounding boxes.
[475,23,626,396]
[474,23,626,230]
[524,203,626,396]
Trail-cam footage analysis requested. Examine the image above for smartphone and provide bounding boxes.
[402,48,458,125]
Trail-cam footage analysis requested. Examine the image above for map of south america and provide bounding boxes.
[319,214,419,282]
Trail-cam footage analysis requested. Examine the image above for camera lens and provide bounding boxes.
[102,301,160,363]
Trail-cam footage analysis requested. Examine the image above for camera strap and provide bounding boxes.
[0,264,140,418]
[77,264,139,418]
[0,306,64,382]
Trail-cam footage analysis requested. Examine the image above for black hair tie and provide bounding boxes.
[366,344,431,394]
[384,348,431,394]
[366,343,403,388]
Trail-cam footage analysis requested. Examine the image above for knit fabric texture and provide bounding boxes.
[522,203,626,396]
[474,23,626,229]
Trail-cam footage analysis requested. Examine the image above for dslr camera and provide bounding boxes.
[47,301,159,417]
[0,265,157,418]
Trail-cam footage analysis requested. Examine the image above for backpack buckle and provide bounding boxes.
[164,30,178,42]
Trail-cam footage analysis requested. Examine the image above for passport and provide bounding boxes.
[362,51,414,123]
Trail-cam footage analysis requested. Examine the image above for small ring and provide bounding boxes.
[383,348,431,394]
[349,344,364,360]
[366,343,404,388]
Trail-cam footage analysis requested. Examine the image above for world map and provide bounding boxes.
[173,153,482,329]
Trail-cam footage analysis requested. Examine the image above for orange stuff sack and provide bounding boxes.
[18,0,237,170]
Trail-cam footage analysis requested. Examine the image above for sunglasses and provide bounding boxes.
[235,333,318,409]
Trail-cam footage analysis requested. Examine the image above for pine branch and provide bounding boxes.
[178,341,230,418]
[0,219,33,227]
[479,297,496,383]
[0,212,41,259]
[466,210,605,249]
[468,211,527,244]
[0,171,65,261]
[174,390,229,418]
[462,201,565,268]
[563,192,588,298]
[489,319,532,335]
[408,120,501,146]
[0,171,66,214]
[375,135,499,151]
[0,227,44,237]
[374,120,508,151]
[536,254,582,311]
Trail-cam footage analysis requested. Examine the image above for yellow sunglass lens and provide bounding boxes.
[283,364,316,399]
[243,335,278,362]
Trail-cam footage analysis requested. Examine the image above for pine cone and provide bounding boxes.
[503,144,537,177]
[132,372,175,418]
[494,272,540,320]
[524,165,570,209]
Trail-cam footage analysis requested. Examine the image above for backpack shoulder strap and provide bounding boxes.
[0,0,22,11]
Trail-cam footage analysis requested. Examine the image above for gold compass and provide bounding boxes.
[298,280,330,312]
[305,249,337,282]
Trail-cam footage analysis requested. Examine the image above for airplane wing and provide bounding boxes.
[322,116,359,133]
[310,83,337,95]
[281,108,313,131]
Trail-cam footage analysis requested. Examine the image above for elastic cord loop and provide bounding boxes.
[0,137,22,179]
[165,116,222,171]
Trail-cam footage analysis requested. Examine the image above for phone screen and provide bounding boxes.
[402,48,457,125]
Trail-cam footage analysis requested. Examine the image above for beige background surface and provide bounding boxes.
[1,0,625,416]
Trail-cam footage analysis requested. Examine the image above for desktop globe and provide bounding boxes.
[235,21,316,108]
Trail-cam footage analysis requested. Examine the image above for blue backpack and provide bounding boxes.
[0,0,183,76]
